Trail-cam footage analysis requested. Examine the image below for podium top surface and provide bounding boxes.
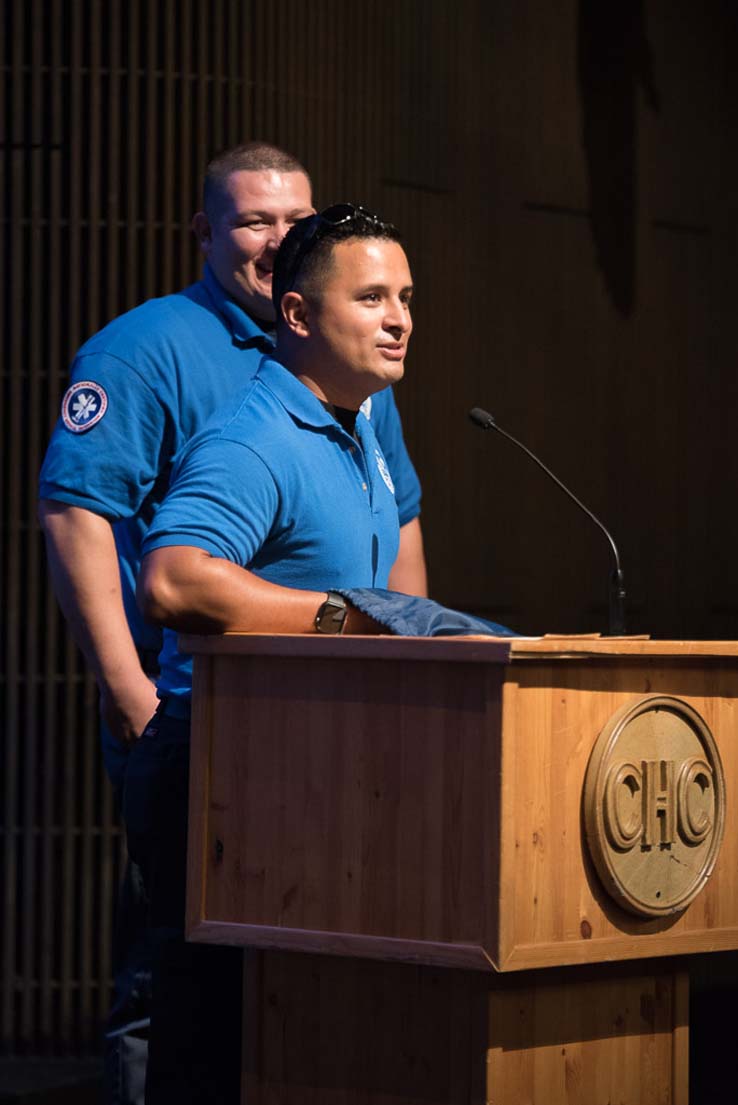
[180,632,738,664]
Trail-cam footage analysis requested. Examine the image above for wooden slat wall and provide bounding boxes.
[0,0,256,1055]
[2,0,737,1055]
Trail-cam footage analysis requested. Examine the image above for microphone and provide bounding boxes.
[469,407,626,635]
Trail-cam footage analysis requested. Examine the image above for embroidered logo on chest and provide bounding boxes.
[374,449,395,494]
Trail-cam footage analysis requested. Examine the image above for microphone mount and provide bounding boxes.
[469,407,626,635]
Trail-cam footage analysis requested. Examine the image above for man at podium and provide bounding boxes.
[129,206,415,1103]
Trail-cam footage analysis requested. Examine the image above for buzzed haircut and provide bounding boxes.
[272,210,402,320]
[203,141,311,218]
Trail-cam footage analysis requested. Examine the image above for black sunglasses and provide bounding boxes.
[281,203,381,294]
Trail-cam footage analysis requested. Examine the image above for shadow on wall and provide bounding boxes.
[578,0,660,316]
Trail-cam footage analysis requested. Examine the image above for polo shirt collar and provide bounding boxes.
[257,356,343,431]
[202,264,276,348]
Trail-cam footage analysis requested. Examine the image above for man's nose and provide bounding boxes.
[384,299,412,333]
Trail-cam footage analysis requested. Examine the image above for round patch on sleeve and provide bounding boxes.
[61,381,109,433]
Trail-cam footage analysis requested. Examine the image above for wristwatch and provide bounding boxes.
[314,591,348,634]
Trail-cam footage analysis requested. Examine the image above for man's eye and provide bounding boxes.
[363,292,380,302]
[241,221,267,231]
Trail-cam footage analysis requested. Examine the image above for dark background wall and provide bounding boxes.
[2,0,738,1055]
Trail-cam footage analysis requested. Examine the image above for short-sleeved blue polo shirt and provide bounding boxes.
[38,265,421,650]
[144,356,400,699]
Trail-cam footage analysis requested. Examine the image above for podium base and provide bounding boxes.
[241,952,688,1105]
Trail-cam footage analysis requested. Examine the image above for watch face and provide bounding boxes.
[316,594,347,634]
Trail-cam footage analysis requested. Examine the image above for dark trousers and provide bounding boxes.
[102,723,152,1105]
[123,710,242,1105]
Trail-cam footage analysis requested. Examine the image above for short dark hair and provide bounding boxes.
[272,208,402,318]
[203,141,311,217]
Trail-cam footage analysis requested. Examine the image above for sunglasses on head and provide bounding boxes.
[282,203,381,294]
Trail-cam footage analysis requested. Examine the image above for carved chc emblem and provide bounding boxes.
[583,696,725,917]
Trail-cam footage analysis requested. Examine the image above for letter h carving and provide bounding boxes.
[642,759,675,847]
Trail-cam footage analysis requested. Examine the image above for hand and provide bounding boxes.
[99,672,160,746]
[345,603,384,635]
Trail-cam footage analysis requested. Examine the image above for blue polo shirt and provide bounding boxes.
[144,356,400,699]
[39,265,421,651]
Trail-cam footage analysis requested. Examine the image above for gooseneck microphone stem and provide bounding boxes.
[469,407,626,636]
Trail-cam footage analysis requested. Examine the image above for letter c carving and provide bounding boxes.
[677,756,713,844]
[604,761,642,850]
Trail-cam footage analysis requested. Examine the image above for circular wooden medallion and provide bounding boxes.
[583,695,725,917]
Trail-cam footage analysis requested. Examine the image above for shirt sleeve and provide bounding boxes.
[38,350,172,520]
[142,435,279,566]
[369,386,422,526]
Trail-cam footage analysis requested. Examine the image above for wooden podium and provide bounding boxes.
[181,634,738,1104]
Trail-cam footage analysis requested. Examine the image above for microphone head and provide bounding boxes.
[469,407,495,430]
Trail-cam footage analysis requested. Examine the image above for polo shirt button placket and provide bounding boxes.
[353,425,376,506]
[357,455,371,502]
[346,433,371,500]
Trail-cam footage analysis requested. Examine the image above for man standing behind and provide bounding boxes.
[38,144,426,1102]
[132,206,414,1103]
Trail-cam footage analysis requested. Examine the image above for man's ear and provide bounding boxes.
[191,212,212,255]
[281,291,311,338]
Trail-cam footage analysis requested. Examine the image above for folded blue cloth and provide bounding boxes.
[338,588,517,637]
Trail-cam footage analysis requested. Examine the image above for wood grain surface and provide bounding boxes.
[486,966,688,1105]
[187,652,504,969]
[183,636,726,1103]
[187,639,738,971]
[499,659,738,969]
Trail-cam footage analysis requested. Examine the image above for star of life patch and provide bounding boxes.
[61,381,109,433]
[374,448,395,495]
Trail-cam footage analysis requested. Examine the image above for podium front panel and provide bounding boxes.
[183,635,738,972]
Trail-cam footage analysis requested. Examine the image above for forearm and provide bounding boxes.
[40,501,139,678]
[38,501,158,740]
[388,516,428,597]
[138,546,381,635]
